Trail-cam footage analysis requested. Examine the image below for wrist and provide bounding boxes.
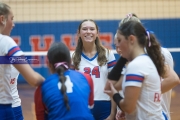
[113,93,123,111]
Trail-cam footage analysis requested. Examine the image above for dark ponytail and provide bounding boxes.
[145,33,166,77]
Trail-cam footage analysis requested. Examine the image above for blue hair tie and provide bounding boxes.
[146,29,154,34]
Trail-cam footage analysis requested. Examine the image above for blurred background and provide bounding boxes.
[2,0,180,119]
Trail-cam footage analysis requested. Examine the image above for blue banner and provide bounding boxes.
[0,56,40,64]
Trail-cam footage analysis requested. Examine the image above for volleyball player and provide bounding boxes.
[107,13,180,120]
[34,42,94,120]
[105,20,167,119]
[0,2,44,120]
[1,3,24,120]
[72,19,117,120]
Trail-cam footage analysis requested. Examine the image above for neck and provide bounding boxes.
[82,43,97,58]
[83,42,96,53]
[130,47,145,61]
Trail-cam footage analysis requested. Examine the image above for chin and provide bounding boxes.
[120,54,124,58]
[121,55,128,60]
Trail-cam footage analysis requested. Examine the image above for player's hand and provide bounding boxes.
[116,110,125,120]
[104,81,118,98]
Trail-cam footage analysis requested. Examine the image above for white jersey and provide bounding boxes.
[76,49,116,100]
[122,55,165,120]
[0,34,23,105]
[11,65,21,107]
[161,47,174,120]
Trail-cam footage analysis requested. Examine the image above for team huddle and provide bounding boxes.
[0,2,180,120]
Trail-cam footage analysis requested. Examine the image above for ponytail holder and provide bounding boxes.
[54,62,68,69]
[126,13,132,18]
[146,31,151,47]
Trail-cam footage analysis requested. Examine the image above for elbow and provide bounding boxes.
[177,79,180,85]
[28,73,44,87]
[27,80,39,87]
[177,75,180,84]
[174,75,180,85]
[30,80,41,87]
[33,77,44,87]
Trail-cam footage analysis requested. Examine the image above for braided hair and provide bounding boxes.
[47,42,71,110]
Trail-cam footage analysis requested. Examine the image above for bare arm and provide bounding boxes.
[13,64,44,87]
[119,86,141,114]
[114,75,124,91]
[105,76,124,119]
[104,82,141,114]
[104,80,117,120]
[105,74,124,91]
[161,65,180,93]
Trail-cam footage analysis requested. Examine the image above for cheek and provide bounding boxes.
[119,41,127,51]
[6,21,12,27]
[79,31,85,38]
[92,31,98,37]
[10,21,13,27]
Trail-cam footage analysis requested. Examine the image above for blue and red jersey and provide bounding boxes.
[34,70,94,120]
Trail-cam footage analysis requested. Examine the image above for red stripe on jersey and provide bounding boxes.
[82,73,94,107]
[8,46,21,56]
[108,60,117,68]
[126,74,144,82]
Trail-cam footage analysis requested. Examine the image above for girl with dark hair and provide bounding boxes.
[105,21,168,120]
[34,42,94,120]
[107,13,179,120]
[72,19,117,120]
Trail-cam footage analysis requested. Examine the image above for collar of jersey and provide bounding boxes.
[81,52,98,61]
[45,70,70,81]
[134,54,148,60]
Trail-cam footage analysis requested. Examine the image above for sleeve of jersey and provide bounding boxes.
[125,64,145,87]
[82,73,94,109]
[3,36,24,56]
[34,86,47,120]
[107,50,117,72]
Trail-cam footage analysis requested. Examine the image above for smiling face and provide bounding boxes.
[78,20,98,43]
[2,9,15,36]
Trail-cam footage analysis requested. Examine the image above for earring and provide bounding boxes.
[2,21,5,25]
[2,20,6,25]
